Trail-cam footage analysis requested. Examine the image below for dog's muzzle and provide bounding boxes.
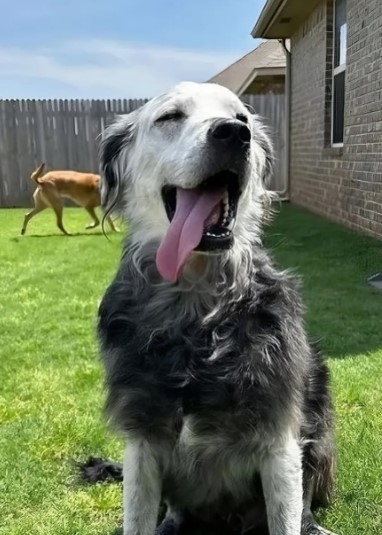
[154,119,251,283]
[157,171,243,283]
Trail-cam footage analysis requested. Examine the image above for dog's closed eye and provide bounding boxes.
[155,110,185,124]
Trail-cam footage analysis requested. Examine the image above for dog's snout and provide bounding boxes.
[209,119,251,146]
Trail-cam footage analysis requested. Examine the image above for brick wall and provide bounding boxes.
[290,0,382,238]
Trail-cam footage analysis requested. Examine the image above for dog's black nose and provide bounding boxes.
[208,119,251,146]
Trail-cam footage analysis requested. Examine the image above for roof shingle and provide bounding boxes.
[208,40,286,94]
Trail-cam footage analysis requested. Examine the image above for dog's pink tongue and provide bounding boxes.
[156,188,224,282]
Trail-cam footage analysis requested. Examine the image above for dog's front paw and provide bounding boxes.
[304,523,338,535]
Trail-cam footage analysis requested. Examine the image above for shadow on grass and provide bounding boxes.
[104,526,239,535]
[19,231,105,238]
[103,514,270,535]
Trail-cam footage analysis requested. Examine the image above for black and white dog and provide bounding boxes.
[89,82,337,535]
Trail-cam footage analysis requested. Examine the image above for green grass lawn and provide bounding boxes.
[0,205,381,535]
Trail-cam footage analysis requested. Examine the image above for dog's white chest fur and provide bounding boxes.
[163,415,259,510]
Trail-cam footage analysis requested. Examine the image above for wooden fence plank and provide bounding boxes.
[241,92,287,194]
[5,101,20,206]
[15,100,28,202]
[0,101,9,206]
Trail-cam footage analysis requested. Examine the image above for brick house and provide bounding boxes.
[252,0,382,239]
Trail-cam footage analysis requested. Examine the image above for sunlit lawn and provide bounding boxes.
[0,205,381,534]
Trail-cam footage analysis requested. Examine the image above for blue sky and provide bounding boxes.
[0,0,266,99]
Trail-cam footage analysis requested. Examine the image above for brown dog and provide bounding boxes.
[21,163,118,235]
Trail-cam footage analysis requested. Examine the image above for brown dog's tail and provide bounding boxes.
[31,162,45,184]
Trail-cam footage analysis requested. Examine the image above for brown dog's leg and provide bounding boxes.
[36,185,70,235]
[85,207,100,229]
[106,214,119,232]
[21,190,47,235]
[49,198,69,235]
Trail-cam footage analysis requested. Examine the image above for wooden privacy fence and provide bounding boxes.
[0,99,148,207]
[241,92,287,196]
[0,94,286,207]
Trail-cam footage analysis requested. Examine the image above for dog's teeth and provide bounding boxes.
[222,215,233,228]
[227,219,235,230]
[222,195,229,214]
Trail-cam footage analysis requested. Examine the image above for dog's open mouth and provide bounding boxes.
[156,170,241,282]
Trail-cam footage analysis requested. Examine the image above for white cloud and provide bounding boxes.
[0,39,241,98]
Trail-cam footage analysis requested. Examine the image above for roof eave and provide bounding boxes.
[251,0,320,39]
[251,0,285,38]
[237,66,286,96]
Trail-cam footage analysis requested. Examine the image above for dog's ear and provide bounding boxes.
[251,114,274,188]
[99,109,141,215]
